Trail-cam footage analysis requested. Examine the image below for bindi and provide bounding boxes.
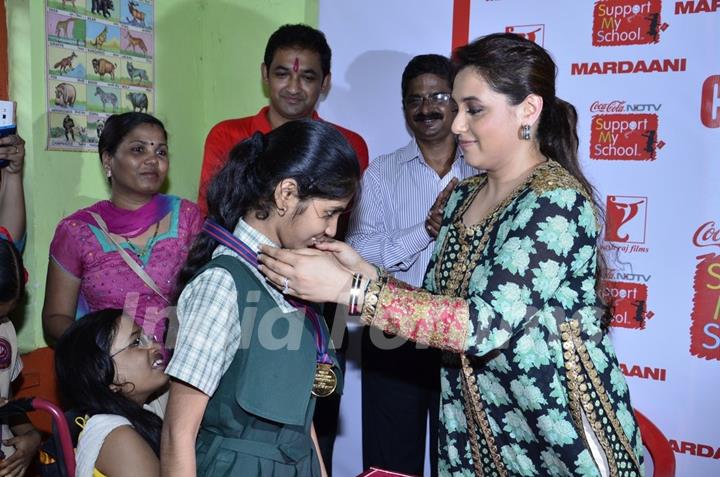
[293,57,299,72]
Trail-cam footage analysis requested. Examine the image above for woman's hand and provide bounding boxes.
[0,425,41,477]
[258,246,354,304]
[312,238,376,278]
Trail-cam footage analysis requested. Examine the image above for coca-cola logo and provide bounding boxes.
[693,221,720,248]
[591,100,627,113]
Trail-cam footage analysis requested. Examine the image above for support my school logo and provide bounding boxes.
[590,101,666,160]
[604,266,654,330]
[593,0,668,46]
[689,221,720,360]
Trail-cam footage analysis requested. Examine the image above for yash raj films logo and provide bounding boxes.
[604,195,649,250]
[690,221,720,360]
[593,0,668,46]
[505,24,545,45]
[590,101,666,160]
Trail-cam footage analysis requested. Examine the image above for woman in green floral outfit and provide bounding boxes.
[258,33,643,477]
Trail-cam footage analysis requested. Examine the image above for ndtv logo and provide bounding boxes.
[604,195,648,244]
[593,0,668,46]
[505,24,545,45]
[701,75,720,128]
[689,222,720,361]
[675,0,720,14]
[590,111,664,160]
[590,100,662,113]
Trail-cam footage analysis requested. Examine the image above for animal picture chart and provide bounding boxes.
[45,0,155,151]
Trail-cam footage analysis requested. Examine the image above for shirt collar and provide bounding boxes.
[227,218,296,313]
[399,138,464,166]
[251,105,321,133]
[231,218,278,256]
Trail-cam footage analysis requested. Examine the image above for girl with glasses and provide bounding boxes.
[55,308,168,476]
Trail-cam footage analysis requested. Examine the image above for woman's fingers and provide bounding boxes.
[258,244,300,265]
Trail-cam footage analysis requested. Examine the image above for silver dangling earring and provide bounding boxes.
[520,124,532,140]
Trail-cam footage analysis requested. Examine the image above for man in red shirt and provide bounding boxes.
[197,24,368,476]
[197,24,368,215]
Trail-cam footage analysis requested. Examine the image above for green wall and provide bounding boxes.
[7,0,318,351]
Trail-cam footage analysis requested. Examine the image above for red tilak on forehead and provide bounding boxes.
[293,57,299,72]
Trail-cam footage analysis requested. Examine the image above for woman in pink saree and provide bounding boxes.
[43,113,202,348]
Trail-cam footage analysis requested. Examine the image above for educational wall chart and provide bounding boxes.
[45,0,155,151]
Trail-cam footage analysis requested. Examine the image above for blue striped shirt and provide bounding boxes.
[347,139,478,287]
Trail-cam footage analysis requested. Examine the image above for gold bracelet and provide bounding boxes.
[360,274,387,325]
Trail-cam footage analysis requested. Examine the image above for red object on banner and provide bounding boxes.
[592,0,664,46]
[590,113,659,161]
[604,280,650,329]
[634,409,676,477]
[689,252,720,360]
[357,468,418,477]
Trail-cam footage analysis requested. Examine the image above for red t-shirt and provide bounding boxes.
[197,106,369,216]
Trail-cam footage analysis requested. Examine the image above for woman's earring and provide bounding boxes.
[277,206,286,217]
[520,124,532,141]
[520,124,530,141]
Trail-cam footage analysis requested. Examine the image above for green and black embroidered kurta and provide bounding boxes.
[361,161,643,476]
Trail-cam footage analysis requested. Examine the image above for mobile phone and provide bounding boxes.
[0,100,17,168]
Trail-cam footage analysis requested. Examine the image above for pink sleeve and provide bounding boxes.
[49,219,83,278]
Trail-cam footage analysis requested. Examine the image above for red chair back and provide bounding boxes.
[13,347,61,435]
[635,409,676,477]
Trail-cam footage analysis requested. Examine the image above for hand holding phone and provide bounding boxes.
[0,101,23,172]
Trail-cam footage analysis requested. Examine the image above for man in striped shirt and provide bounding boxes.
[347,54,477,476]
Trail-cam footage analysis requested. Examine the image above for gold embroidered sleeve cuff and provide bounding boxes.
[363,276,470,353]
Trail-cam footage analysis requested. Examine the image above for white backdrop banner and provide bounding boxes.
[319,1,720,476]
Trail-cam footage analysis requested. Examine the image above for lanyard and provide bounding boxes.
[202,220,333,365]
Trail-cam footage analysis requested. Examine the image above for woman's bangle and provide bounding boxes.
[348,272,363,315]
[360,273,387,325]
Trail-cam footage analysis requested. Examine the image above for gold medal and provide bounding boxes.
[312,363,337,398]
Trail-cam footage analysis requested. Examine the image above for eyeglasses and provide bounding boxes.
[110,332,157,357]
[404,92,454,109]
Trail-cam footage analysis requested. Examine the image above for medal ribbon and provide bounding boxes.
[203,220,333,365]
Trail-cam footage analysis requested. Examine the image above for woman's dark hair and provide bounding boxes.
[55,309,162,455]
[176,119,360,295]
[98,112,168,184]
[0,238,23,305]
[454,33,611,327]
